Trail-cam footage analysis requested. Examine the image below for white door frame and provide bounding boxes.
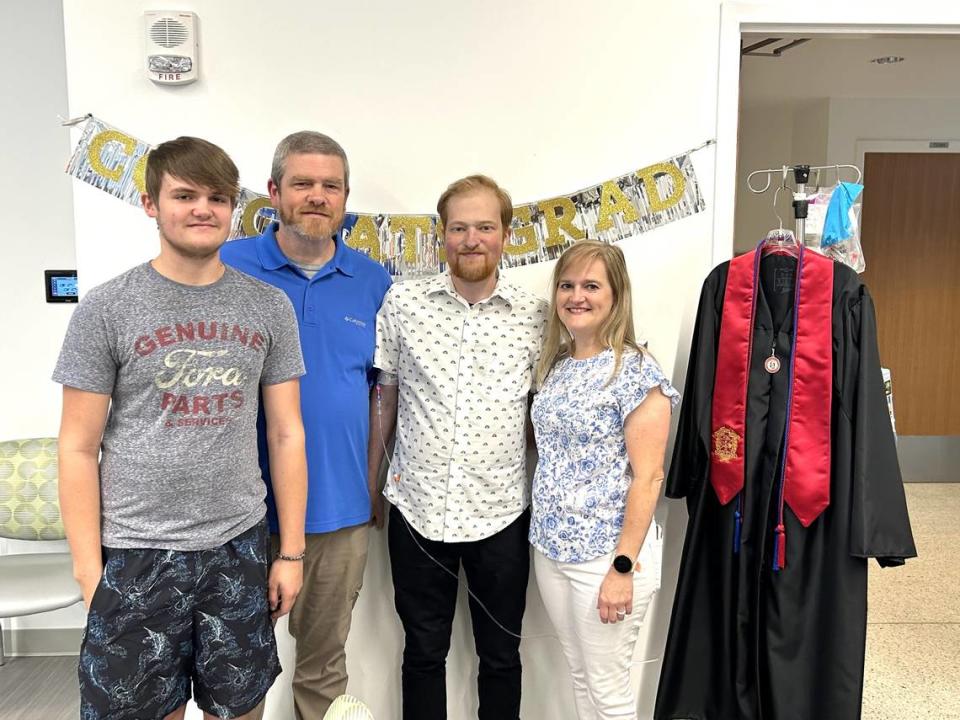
[713,2,960,264]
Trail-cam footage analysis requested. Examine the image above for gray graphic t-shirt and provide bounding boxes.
[53,263,305,550]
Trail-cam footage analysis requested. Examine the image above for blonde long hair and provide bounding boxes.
[536,240,643,389]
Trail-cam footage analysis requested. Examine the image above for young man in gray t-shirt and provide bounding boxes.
[53,137,308,720]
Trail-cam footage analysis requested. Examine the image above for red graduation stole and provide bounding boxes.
[710,245,833,569]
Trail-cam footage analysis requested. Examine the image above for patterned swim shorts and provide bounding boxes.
[78,519,280,719]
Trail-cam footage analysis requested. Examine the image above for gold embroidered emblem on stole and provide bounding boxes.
[712,426,740,462]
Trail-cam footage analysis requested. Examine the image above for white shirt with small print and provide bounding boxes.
[374,272,548,542]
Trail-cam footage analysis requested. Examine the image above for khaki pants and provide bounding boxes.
[252,523,369,720]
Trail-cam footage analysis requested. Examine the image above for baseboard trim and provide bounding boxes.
[899,436,960,483]
[1,627,82,657]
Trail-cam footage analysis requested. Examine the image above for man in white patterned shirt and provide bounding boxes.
[368,175,547,720]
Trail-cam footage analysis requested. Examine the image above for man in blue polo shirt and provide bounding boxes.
[221,131,391,719]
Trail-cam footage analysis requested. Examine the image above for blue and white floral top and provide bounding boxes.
[530,348,680,563]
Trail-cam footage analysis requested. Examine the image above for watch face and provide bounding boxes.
[613,555,633,573]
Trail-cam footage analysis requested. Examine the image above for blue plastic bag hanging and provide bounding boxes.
[822,181,864,246]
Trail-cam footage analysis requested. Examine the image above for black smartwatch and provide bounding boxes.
[612,554,634,574]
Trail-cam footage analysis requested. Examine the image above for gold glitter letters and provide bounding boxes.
[68,117,707,279]
[596,180,640,231]
[636,162,686,213]
[388,215,435,265]
[240,196,274,238]
[132,153,148,194]
[343,215,382,261]
[537,197,586,247]
[505,205,539,256]
[87,130,137,182]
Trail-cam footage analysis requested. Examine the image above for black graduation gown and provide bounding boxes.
[654,254,917,720]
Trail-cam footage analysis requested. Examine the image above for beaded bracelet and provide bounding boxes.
[276,550,306,561]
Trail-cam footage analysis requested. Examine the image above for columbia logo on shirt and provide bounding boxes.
[344,315,367,328]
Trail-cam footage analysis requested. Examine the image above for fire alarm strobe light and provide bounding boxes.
[145,11,199,85]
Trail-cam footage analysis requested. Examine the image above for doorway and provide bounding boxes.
[717,8,960,718]
[716,6,960,483]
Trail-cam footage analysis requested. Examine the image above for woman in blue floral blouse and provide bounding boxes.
[530,240,679,719]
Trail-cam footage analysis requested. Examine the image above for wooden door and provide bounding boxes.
[861,152,960,436]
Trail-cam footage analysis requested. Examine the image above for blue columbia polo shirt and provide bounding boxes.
[221,223,392,533]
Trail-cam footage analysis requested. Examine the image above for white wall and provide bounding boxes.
[792,98,830,169]
[826,96,960,165]
[734,86,830,252]
[0,0,86,636]
[59,2,720,717]
[21,0,958,717]
[0,0,75,443]
[734,94,831,254]
[734,100,795,252]
[17,0,956,717]
[735,94,960,254]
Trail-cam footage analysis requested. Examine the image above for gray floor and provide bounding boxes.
[863,483,960,719]
[0,654,79,720]
[1,484,957,719]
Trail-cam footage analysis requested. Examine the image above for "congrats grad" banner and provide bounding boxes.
[67,116,708,277]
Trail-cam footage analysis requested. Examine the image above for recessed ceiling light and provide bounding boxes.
[871,56,905,65]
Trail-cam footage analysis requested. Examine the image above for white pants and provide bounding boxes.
[533,524,662,720]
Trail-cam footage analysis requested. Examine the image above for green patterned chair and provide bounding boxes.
[0,437,82,665]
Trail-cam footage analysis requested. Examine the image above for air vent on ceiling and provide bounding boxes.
[742,38,810,58]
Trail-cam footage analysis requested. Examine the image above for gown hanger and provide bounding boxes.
[761,176,799,257]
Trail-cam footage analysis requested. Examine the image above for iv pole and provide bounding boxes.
[746,163,862,241]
